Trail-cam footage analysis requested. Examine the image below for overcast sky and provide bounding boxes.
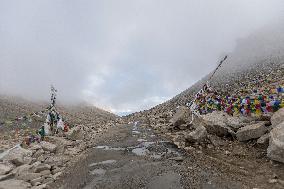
[0,0,284,114]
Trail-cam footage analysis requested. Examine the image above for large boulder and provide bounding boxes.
[201,111,235,137]
[0,145,33,166]
[0,162,14,175]
[236,122,268,141]
[185,125,207,143]
[0,179,31,189]
[257,133,270,145]
[66,126,84,141]
[12,164,33,178]
[271,108,284,126]
[40,141,57,153]
[169,106,190,128]
[267,122,284,163]
[18,172,42,182]
[34,164,51,173]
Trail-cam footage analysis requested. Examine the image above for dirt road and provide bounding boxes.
[52,122,251,189]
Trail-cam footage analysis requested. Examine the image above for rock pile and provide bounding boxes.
[0,121,118,189]
[0,97,119,189]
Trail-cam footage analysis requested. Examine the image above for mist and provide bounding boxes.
[0,0,284,114]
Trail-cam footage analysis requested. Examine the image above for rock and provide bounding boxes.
[44,155,70,167]
[236,122,268,141]
[271,108,284,126]
[0,146,33,166]
[31,184,47,189]
[30,177,44,186]
[178,124,188,130]
[30,144,42,151]
[268,179,278,184]
[227,116,243,130]
[207,135,226,147]
[267,122,284,163]
[0,162,14,175]
[52,171,62,180]
[201,112,234,137]
[185,125,207,143]
[0,173,14,181]
[51,167,61,175]
[169,106,190,128]
[40,141,57,153]
[42,177,54,184]
[33,149,44,159]
[18,172,42,181]
[0,179,31,189]
[257,133,270,145]
[34,164,51,173]
[66,126,84,140]
[168,156,184,162]
[12,164,33,176]
[46,136,73,154]
[39,170,51,176]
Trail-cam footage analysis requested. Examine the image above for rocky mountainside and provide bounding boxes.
[0,96,120,188]
[124,23,284,188]
[127,21,284,122]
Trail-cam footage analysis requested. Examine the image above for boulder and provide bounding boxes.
[39,170,51,176]
[267,122,284,163]
[31,184,47,189]
[30,144,42,151]
[40,141,57,153]
[44,155,70,167]
[236,122,268,141]
[46,136,73,153]
[201,111,234,137]
[66,126,84,140]
[0,179,31,189]
[30,177,44,186]
[12,164,33,177]
[18,172,42,182]
[0,145,33,166]
[271,108,284,126]
[227,116,243,131]
[0,162,14,175]
[52,171,62,180]
[0,173,14,181]
[169,106,190,128]
[257,133,270,145]
[207,135,227,147]
[34,164,51,173]
[33,149,44,159]
[185,125,207,143]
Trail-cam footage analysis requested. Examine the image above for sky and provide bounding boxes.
[0,0,284,115]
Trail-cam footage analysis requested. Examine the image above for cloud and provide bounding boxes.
[0,0,283,114]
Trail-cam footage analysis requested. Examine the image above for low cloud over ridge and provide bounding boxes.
[0,0,284,114]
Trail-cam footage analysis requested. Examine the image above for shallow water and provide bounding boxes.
[89,160,117,167]
[94,146,125,151]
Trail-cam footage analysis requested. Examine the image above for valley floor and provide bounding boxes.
[52,122,284,189]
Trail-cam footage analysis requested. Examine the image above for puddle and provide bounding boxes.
[94,146,125,151]
[89,160,117,167]
[137,139,147,142]
[132,147,149,156]
[90,168,106,175]
[131,140,182,159]
[131,141,155,156]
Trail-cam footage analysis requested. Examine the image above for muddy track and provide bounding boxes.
[52,122,251,189]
